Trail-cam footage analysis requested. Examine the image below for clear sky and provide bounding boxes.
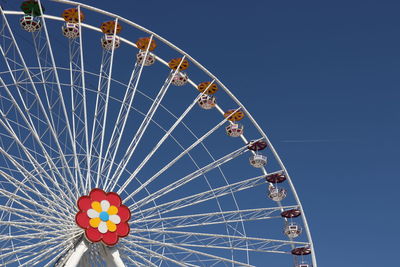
[3,0,399,266]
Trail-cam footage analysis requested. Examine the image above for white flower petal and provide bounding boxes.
[98,221,108,233]
[109,215,121,224]
[87,209,99,219]
[100,200,110,212]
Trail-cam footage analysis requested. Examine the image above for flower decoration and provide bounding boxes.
[75,188,131,246]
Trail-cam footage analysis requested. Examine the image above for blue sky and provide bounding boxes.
[2,0,400,266]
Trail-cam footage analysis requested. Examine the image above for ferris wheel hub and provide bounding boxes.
[75,188,131,246]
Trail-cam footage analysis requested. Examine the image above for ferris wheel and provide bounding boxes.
[0,0,317,266]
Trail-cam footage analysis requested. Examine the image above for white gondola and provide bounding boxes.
[197,95,216,109]
[226,123,244,137]
[136,50,156,66]
[62,22,80,39]
[20,15,42,32]
[101,34,120,50]
[268,185,287,201]
[170,72,188,86]
[249,154,267,168]
[284,222,302,238]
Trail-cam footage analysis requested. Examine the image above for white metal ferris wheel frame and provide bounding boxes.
[0,0,317,265]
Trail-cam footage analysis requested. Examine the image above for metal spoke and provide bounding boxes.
[121,239,198,267]
[129,141,251,209]
[0,149,72,214]
[118,244,161,267]
[0,113,75,208]
[0,9,77,204]
[121,107,244,202]
[134,206,297,230]
[0,231,78,261]
[133,229,309,254]
[101,35,154,191]
[2,232,78,266]
[129,234,254,267]
[66,5,88,193]
[110,81,214,193]
[133,172,277,219]
[90,18,119,189]
[110,56,187,192]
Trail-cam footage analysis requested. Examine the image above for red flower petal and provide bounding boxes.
[90,188,107,202]
[116,222,130,237]
[118,205,131,222]
[75,211,90,229]
[102,231,118,246]
[77,196,91,211]
[85,227,102,243]
[106,192,122,207]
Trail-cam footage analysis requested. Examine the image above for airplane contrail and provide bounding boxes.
[281,139,345,143]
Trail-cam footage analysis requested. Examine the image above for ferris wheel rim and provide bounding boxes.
[0,1,317,266]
